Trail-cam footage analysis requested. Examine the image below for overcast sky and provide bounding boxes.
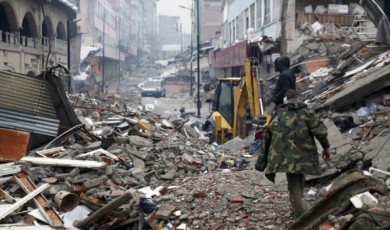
[157,0,192,34]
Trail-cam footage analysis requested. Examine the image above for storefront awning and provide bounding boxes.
[209,40,247,68]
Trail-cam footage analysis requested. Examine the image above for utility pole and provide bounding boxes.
[102,8,106,93]
[118,13,121,86]
[196,0,201,118]
[67,20,71,93]
[179,5,194,97]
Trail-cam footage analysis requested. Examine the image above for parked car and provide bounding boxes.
[141,79,166,97]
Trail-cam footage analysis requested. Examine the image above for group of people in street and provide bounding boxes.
[256,56,331,218]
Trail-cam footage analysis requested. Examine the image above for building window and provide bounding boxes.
[235,16,240,40]
[250,4,255,29]
[245,9,249,32]
[264,0,271,25]
[256,0,262,29]
[273,0,282,22]
[231,20,236,43]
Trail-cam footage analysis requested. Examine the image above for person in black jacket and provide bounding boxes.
[273,56,296,110]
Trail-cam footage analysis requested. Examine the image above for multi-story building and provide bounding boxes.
[209,0,281,78]
[158,15,182,59]
[144,0,159,61]
[75,0,127,84]
[199,0,223,43]
[209,0,363,79]
[74,0,158,75]
[129,0,145,69]
[0,0,76,76]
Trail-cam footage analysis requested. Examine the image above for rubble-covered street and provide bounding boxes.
[0,64,299,229]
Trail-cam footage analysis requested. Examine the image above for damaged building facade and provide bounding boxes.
[0,0,76,76]
[1,0,390,229]
[208,0,374,79]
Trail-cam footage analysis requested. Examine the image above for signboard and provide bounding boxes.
[209,40,247,68]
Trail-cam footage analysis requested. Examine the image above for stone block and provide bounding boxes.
[129,135,153,147]
[85,141,102,151]
[84,177,104,189]
[383,94,390,106]
[156,203,176,220]
[229,194,244,203]
[350,192,378,209]
[182,153,194,164]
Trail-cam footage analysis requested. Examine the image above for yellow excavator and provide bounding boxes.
[208,58,270,144]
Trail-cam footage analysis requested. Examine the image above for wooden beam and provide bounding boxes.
[73,192,133,229]
[76,148,119,161]
[36,147,65,157]
[15,174,63,229]
[19,157,106,168]
[0,183,49,221]
[0,189,15,203]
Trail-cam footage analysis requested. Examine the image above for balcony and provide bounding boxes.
[0,31,68,55]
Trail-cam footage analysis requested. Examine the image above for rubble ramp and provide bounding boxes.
[288,170,388,230]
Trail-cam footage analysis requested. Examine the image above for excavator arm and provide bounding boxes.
[233,58,261,138]
[210,58,270,144]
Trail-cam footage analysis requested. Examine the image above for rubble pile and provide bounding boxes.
[306,49,390,108]
[0,85,263,229]
[143,170,294,229]
[265,23,363,106]
[290,22,360,64]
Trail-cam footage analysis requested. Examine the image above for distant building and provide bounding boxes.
[209,0,363,79]
[199,0,223,43]
[159,15,182,59]
[75,0,126,83]
[144,0,159,61]
[0,0,76,75]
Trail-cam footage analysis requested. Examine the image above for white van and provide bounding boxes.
[141,79,166,98]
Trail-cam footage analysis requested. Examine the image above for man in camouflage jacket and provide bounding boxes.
[263,89,330,217]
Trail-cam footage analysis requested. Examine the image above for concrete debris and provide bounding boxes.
[0,68,257,229]
[1,14,389,228]
[350,191,378,209]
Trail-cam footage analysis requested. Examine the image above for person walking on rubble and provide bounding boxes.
[273,56,296,111]
[256,89,330,218]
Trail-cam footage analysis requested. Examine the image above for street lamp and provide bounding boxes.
[179,5,194,97]
[67,18,81,93]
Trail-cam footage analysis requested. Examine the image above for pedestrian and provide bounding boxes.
[256,89,330,218]
[273,56,296,111]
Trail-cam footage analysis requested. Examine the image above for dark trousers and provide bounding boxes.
[286,173,305,217]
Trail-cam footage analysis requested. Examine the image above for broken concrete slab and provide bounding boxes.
[363,132,390,171]
[221,136,254,154]
[128,135,153,147]
[85,141,102,151]
[156,203,176,220]
[315,59,390,111]
[160,168,177,180]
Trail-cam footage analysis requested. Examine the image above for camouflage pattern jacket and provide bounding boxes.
[264,99,330,175]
